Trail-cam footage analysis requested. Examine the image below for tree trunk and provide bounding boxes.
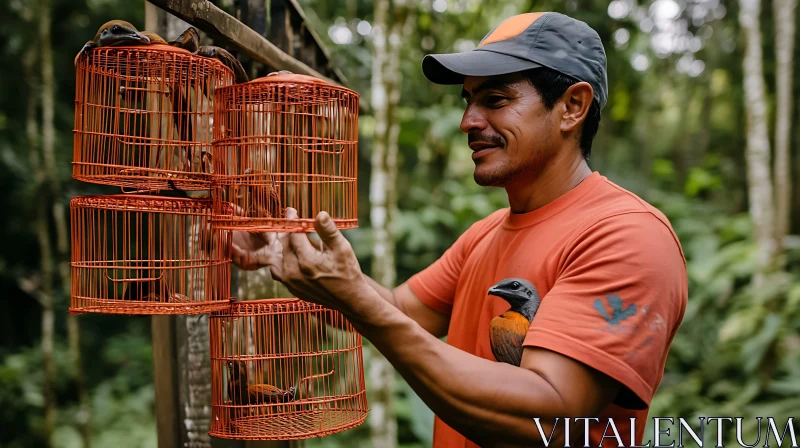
[773,0,797,256]
[145,5,217,448]
[37,174,56,448]
[367,0,396,446]
[739,0,776,286]
[24,23,55,446]
[367,1,414,446]
[38,0,92,444]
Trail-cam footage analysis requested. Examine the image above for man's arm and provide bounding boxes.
[362,276,450,338]
[230,229,450,337]
[274,212,624,447]
[343,288,620,448]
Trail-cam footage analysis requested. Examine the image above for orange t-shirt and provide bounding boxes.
[407,172,687,448]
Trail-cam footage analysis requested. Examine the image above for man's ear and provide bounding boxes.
[559,82,594,134]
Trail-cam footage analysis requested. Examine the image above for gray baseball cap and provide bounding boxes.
[422,12,608,110]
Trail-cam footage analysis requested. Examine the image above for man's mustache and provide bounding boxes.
[468,133,505,147]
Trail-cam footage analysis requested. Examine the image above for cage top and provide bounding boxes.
[89,43,193,55]
[81,44,236,79]
[249,73,331,85]
[216,72,360,103]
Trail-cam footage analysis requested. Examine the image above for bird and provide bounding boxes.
[239,169,284,220]
[195,45,250,84]
[74,20,151,65]
[487,278,541,367]
[226,360,334,406]
[121,276,190,304]
[168,26,200,52]
[74,21,235,70]
[75,21,248,195]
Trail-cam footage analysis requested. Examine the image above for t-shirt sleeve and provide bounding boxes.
[523,212,687,409]
[406,210,505,315]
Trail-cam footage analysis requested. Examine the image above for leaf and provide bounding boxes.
[741,313,784,373]
[719,307,763,343]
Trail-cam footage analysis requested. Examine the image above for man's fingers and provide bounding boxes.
[231,240,278,270]
[248,230,270,244]
[276,207,298,247]
[288,228,318,264]
[314,211,346,250]
[269,263,284,282]
[231,244,257,270]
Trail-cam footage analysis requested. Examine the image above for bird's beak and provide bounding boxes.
[124,31,150,45]
[487,286,502,296]
[99,29,150,47]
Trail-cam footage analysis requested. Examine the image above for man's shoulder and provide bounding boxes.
[583,175,677,232]
[577,176,685,262]
[454,208,508,249]
[464,207,508,234]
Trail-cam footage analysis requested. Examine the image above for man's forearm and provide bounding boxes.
[344,293,568,447]
[321,274,396,330]
[362,274,398,307]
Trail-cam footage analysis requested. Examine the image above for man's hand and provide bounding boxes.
[272,208,377,320]
[230,230,282,271]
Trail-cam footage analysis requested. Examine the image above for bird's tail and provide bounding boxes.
[294,369,335,400]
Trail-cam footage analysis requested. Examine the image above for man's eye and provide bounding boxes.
[486,95,507,106]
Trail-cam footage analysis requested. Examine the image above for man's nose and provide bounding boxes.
[460,105,488,134]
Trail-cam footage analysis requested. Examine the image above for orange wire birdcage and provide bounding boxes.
[69,195,234,315]
[209,298,368,440]
[73,44,235,192]
[210,74,359,232]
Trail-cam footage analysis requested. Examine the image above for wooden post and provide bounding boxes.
[146,1,353,446]
[147,4,218,448]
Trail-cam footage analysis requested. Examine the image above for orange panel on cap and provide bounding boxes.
[478,13,545,47]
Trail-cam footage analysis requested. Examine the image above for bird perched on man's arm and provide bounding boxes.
[488,278,541,367]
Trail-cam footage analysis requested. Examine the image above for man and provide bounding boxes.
[232,11,687,448]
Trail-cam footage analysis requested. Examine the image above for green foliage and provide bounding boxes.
[643,189,800,444]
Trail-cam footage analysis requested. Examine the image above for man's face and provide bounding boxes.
[460,73,560,187]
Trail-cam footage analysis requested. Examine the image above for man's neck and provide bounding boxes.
[505,151,592,214]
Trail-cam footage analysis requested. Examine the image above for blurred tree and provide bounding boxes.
[773,0,796,259]
[366,0,415,446]
[37,0,92,444]
[739,0,776,286]
[23,23,57,446]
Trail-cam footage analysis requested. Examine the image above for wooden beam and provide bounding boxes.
[152,315,182,448]
[284,0,349,88]
[146,0,341,86]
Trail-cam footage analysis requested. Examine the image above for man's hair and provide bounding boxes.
[524,68,601,160]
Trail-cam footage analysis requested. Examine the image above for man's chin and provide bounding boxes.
[473,171,508,187]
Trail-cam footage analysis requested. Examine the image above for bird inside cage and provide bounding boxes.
[76,21,244,183]
[119,274,190,304]
[238,169,284,219]
[225,360,334,406]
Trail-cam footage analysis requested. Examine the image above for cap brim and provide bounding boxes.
[422,50,542,85]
